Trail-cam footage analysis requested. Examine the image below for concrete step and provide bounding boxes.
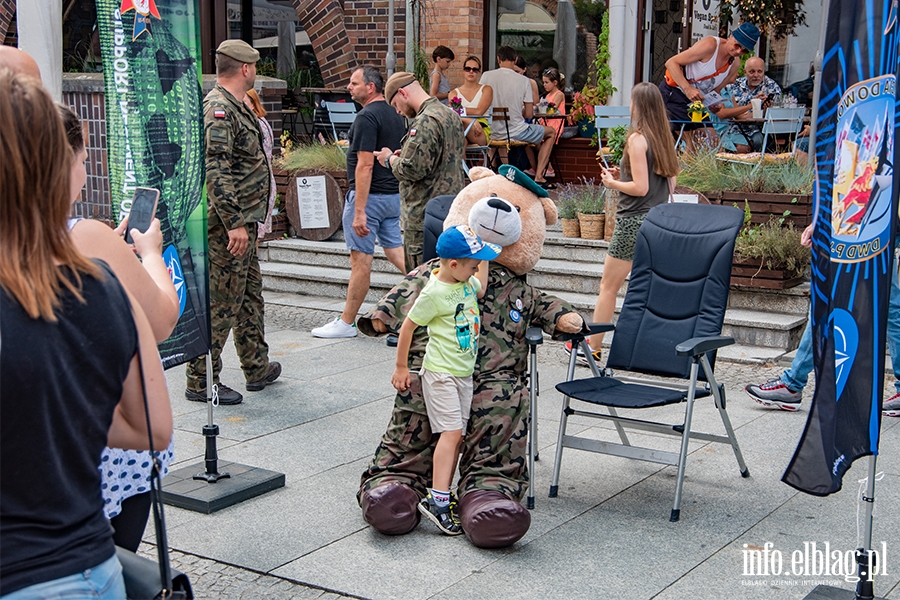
[264,233,610,275]
[263,239,404,275]
[260,261,404,303]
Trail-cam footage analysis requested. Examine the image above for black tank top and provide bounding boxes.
[0,260,137,595]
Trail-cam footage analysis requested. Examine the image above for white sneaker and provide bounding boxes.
[311,317,357,338]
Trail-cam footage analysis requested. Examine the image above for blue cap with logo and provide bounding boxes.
[437,225,502,261]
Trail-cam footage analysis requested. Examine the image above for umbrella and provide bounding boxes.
[553,0,577,93]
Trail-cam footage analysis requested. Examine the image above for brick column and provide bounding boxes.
[291,0,358,87]
[421,0,483,86]
[0,0,15,44]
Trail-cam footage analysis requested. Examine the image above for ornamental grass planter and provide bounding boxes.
[730,257,806,290]
[560,218,581,238]
[577,212,605,240]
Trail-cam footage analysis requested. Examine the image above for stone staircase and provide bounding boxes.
[259,227,809,365]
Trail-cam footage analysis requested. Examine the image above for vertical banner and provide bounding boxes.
[96,0,210,369]
[783,0,899,495]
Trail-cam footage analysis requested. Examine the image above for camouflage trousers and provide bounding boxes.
[185,220,269,391]
[358,372,529,504]
[402,227,423,273]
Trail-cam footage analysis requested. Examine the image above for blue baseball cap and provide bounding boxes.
[437,225,502,260]
[731,22,760,52]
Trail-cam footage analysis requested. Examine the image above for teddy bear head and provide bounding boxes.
[443,166,557,275]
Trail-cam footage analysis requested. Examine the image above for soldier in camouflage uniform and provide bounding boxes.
[185,40,281,405]
[357,166,587,548]
[376,73,466,271]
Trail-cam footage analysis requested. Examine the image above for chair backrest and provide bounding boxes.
[606,203,744,379]
[491,107,513,141]
[323,101,358,125]
[762,107,805,136]
[594,105,630,130]
[422,195,456,262]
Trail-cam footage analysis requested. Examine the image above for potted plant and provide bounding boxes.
[574,178,606,240]
[556,184,582,238]
[687,100,709,123]
[733,213,811,289]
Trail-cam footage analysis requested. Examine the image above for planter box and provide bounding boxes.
[717,191,812,228]
[553,137,602,183]
[731,257,806,290]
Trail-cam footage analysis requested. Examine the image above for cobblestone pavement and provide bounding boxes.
[138,544,361,600]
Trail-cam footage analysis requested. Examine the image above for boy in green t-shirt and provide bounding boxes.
[391,225,501,535]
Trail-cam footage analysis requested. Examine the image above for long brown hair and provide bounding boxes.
[621,82,679,178]
[0,69,99,321]
[245,88,266,118]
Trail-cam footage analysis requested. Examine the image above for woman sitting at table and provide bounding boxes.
[451,55,493,146]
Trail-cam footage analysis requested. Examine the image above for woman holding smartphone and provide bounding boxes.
[571,82,679,363]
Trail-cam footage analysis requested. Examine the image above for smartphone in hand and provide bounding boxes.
[124,187,160,244]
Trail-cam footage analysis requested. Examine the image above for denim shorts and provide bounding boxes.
[342,190,402,254]
[513,123,547,144]
[1,554,125,600]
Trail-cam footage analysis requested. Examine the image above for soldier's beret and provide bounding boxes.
[498,164,549,198]
[216,39,260,64]
[384,72,417,103]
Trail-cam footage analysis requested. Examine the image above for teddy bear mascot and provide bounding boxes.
[356,165,587,548]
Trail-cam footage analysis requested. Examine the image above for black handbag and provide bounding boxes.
[116,339,193,599]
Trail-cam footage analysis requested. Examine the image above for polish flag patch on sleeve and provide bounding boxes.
[214,109,226,119]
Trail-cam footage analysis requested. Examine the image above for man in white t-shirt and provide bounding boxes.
[480,46,556,188]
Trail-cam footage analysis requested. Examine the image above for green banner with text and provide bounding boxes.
[96,0,209,368]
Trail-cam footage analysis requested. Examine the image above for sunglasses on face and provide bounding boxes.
[463,66,481,73]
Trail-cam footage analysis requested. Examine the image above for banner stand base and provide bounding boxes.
[161,461,285,514]
[803,585,885,600]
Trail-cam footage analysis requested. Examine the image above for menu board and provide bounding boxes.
[295,176,330,229]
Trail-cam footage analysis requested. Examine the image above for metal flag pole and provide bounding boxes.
[193,353,230,483]
[853,456,878,600]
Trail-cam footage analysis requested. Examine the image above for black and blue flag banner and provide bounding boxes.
[96,0,210,369]
[783,0,899,495]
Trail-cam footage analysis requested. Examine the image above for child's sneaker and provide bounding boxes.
[418,493,463,535]
[883,392,900,417]
[744,377,802,411]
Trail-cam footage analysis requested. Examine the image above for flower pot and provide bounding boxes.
[560,218,581,238]
[578,119,597,139]
[690,112,703,123]
[577,212,605,240]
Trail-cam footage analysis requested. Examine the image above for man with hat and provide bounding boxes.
[375,72,466,272]
[185,39,281,405]
[659,22,760,133]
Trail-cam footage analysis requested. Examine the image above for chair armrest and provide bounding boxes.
[525,327,543,346]
[553,322,615,342]
[675,336,735,357]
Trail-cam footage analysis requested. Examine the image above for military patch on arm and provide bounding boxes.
[206,123,231,155]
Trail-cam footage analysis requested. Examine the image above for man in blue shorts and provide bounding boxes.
[312,65,407,338]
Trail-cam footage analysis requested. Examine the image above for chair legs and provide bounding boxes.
[550,352,749,521]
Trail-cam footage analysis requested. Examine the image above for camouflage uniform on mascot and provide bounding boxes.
[356,165,586,548]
